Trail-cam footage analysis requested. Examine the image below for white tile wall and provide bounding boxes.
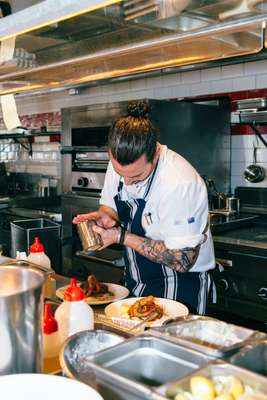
[3,57,267,192]
[231,134,267,190]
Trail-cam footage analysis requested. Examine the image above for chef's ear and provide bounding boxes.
[0,2,12,18]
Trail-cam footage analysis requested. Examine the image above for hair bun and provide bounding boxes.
[127,100,150,118]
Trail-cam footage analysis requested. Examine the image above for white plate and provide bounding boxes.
[0,374,103,399]
[56,283,129,305]
[105,297,189,327]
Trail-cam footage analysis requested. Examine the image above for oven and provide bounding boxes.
[61,104,126,282]
[208,187,267,332]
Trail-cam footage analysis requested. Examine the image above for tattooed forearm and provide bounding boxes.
[136,238,200,272]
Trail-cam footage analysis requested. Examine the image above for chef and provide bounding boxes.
[73,100,216,314]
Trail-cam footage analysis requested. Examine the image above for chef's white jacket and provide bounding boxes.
[100,144,215,272]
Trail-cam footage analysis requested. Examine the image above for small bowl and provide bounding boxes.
[60,329,124,384]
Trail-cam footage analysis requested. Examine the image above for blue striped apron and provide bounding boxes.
[114,165,211,314]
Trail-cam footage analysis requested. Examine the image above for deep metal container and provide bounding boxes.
[148,316,262,358]
[158,361,267,399]
[77,220,102,251]
[231,339,267,376]
[71,335,212,400]
[0,265,45,374]
[226,196,240,213]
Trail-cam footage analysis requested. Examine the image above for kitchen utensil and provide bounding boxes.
[161,361,267,399]
[230,339,267,376]
[148,316,263,358]
[60,330,124,385]
[203,177,227,210]
[81,336,211,400]
[244,141,265,183]
[77,220,103,251]
[0,265,45,374]
[226,196,240,213]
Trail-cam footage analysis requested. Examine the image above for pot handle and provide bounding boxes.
[253,142,257,164]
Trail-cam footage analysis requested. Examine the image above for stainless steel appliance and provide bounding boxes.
[209,187,267,332]
[70,151,108,194]
[61,103,126,281]
[0,263,45,374]
[61,99,230,281]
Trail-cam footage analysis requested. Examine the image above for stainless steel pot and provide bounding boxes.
[244,143,265,183]
[0,265,45,374]
[244,164,265,183]
[226,196,240,213]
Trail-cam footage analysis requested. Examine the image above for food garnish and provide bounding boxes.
[83,274,113,299]
[127,295,163,321]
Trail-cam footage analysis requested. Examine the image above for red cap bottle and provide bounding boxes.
[30,237,44,253]
[43,303,58,334]
[63,278,85,301]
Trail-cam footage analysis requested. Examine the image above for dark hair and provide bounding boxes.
[0,2,11,17]
[108,100,159,165]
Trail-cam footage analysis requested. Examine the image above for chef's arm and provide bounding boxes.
[98,205,119,224]
[92,224,201,272]
[124,232,200,273]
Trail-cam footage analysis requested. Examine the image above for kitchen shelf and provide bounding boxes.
[0,131,61,156]
[0,131,61,139]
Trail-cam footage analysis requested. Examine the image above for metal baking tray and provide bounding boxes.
[239,109,267,123]
[80,335,212,400]
[230,339,267,377]
[236,98,267,110]
[148,316,263,358]
[157,361,267,399]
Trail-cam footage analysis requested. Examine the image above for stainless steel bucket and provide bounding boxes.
[0,265,45,374]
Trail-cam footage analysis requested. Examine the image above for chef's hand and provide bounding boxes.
[93,225,119,249]
[72,210,117,229]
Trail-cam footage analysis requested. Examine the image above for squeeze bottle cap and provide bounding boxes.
[30,237,44,253]
[64,278,85,301]
[43,303,58,334]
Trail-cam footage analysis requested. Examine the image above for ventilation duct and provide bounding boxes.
[0,0,266,95]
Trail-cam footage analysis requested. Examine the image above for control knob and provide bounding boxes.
[257,287,267,301]
[77,177,89,188]
[217,278,229,292]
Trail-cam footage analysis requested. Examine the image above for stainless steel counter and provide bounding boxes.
[213,224,267,251]
[0,207,62,222]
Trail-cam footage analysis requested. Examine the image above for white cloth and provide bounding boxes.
[100,145,215,272]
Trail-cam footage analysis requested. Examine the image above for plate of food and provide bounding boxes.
[56,275,129,305]
[104,295,189,327]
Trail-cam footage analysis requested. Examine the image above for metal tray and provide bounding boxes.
[148,316,263,358]
[79,335,212,400]
[236,98,267,110]
[157,361,267,399]
[230,339,267,377]
[239,109,267,123]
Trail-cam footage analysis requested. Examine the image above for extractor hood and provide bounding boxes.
[0,0,267,95]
